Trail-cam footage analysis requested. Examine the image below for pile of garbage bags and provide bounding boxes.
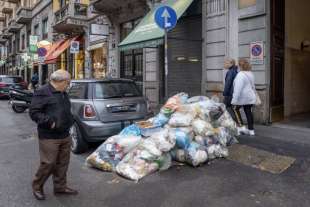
[86,93,238,181]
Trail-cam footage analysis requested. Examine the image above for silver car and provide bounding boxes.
[68,79,150,154]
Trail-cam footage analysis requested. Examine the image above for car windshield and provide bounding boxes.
[95,82,141,99]
[0,77,23,83]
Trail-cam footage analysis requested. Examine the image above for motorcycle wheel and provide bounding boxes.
[12,105,27,113]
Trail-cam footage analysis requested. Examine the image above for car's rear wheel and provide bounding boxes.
[70,123,88,154]
[12,104,27,113]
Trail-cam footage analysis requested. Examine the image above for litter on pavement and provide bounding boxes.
[86,93,239,181]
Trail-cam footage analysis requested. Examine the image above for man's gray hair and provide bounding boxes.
[50,70,71,82]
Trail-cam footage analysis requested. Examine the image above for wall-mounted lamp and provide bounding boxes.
[301,40,310,51]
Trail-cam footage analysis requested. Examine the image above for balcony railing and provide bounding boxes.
[7,0,19,3]
[2,29,13,39]
[0,38,7,44]
[54,3,87,24]
[53,2,88,32]
[8,19,21,33]
[16,7,32,24]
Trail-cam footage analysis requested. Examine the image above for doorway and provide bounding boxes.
[270,0,285,122]
[271,0,310,128]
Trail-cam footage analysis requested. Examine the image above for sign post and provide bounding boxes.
[155,6,177,100]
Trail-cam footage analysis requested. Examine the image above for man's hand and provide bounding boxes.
[51,122,56,129]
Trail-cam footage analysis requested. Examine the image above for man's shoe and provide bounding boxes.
[33,190,45,200]
[54,187,78,195]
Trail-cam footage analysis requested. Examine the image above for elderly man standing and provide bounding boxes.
[29,69,78,200]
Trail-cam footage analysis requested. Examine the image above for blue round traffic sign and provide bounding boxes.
[251,44,262,56]
[154,6,177,31]
[37,47,47,57]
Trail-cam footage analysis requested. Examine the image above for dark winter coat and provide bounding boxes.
[29,83,74,139]
[223,65,238,106]
[223,65,238,97]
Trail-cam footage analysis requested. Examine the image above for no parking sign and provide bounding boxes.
[250,41,264,65]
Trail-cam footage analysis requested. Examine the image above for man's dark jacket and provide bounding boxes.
[223,65,238,97]
[29,83,74,139]
[223,65,238,106]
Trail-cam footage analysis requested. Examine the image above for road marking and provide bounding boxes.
[228,144,296,174]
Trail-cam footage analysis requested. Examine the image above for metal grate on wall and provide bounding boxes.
[206,0,226,17]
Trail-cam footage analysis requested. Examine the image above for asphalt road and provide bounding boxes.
[0,100,309,207]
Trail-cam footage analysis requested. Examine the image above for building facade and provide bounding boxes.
[91,0,310,124]
[0,0,111,83]
[1,0,309,124]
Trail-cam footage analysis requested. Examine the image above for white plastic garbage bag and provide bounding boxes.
[160,92,189,116]
[86,135,141,171]
[213,111,238,136]
[116,139,172,181]
[186,96,209,104]
[207,144,229,160]
[168,112,196,127]
[149,128,175,152]
[194,135,218,147]
[168,127,193,149]
[170,148,186,163]
[170,142,208,167]
[192,119,215,137]
[185,142,208,167]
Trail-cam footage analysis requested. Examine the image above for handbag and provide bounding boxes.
[254,90,262,106]
[242,72,261,106]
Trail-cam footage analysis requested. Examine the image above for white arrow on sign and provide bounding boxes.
[161,8,172,28]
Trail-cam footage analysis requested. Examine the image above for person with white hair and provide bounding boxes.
[223,59,240,121]
[29,69,78,200]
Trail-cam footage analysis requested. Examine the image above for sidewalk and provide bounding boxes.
[254,124,310,146]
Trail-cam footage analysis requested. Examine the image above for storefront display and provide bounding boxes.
[91,46,107,79]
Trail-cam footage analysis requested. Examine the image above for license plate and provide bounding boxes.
[12,100,27,104]
[111,105,135,112]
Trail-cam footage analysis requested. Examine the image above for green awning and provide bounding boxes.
[119,0,194,51]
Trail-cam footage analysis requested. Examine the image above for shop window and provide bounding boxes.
[34,24,39,36]
[27,30,31,47]
[21,34,25,50]
[120,18,143,89]
[42,18,48,40]
[207,0,226,16]
[91,47,107,79]
[120,49,143,81]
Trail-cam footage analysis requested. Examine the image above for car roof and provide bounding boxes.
[71,78,135,83]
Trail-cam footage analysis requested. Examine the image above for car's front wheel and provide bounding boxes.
[70,123,88,154]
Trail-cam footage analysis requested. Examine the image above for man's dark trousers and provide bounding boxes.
[32,137,71,192]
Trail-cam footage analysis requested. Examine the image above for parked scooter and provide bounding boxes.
[8,88,33,113]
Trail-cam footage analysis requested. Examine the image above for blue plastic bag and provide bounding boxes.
[120,124,141,136]
[152,113,169,127]
[174,129,191,149]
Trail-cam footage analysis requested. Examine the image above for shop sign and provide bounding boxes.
[70,41,80,54]
[29,35,38,53]
[250,41,264,65]
[90,24,109,36]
